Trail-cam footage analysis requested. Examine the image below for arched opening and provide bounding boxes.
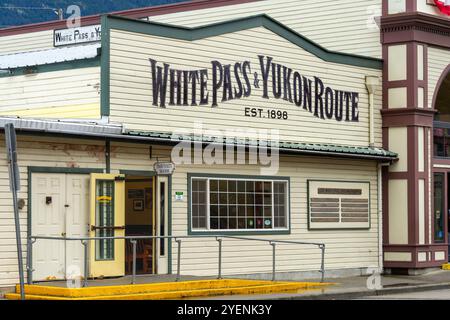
[433,67,450,253]
[435,72,450,122]
[434,69,450,158]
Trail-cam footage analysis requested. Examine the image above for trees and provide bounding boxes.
[0,0,185,28]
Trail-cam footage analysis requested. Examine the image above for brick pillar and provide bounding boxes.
[381,2,446,270]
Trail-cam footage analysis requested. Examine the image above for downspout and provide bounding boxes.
[365,76,380,148]
[365,75,387,272]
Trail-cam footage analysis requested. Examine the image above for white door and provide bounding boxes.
[32,174,66,281]
[65,175,90,279]
[32,173,89,281]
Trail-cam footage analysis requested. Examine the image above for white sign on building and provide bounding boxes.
[54,25,101,47]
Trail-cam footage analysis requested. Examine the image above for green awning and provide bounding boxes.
[126,130,398,162]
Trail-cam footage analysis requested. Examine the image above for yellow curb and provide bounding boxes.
[7,283,330,300]
[9,279,334,300]
[442,263,450,270]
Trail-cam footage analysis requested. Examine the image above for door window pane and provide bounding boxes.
[192,179,207,229]
[95,180,114,260]
[434,173,445,243]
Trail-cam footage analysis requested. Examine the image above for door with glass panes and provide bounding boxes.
[89,174,125,278]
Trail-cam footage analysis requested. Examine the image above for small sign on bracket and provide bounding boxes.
[154,161,175,176]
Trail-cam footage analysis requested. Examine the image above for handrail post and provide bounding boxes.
[320,244,325,283]
[176,239,182,282]
[82,240,88,288]
[271,242,276,281]
[216,238,222,280]
[131,240,137,285]
[27,238,36,285]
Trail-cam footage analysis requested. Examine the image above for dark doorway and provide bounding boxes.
[124,176,154,274]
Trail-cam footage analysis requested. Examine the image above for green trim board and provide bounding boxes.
[187,173,291,236]
[104,14,383,70]
[119,170,156,177]
[26,166,105,283]
[168,175,173,275]
[306,179,371,231]
[0,57,100,78]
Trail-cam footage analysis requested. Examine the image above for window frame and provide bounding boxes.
[188,173,291,235]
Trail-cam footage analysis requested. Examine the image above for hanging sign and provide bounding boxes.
[434,0,450,15]
[154,161,176,175]
[54,25,101,47]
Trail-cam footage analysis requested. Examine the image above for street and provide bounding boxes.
[358,289,450,300]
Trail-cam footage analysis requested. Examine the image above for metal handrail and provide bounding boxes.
[27,235,325,287]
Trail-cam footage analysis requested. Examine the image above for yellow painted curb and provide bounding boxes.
[442,263,450,270]
[8,279,334,300]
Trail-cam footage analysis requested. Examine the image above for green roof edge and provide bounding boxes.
[125,130,398,161]
[104,14,383,70]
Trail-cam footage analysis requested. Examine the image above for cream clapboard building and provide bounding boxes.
[0,0,449,290]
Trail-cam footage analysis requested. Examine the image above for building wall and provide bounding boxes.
[0,0,382,58]
[0,135,379,287]
[428,46,450,109]
[151,0,383,59]
[109,26,383,147]
[0,66,101,119]
[417,0,446,15]
[106,141,382,277]
[0,135,106,287]
[0,30,54,55]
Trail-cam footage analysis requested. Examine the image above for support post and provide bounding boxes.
[176,239,181,282]
[131,240,137,285]
[82,240,88,287]
[320,244,325,283]
[216,238,222,280]
[26,238,36,285]
[271,242,276,281]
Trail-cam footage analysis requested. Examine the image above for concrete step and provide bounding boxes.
[5,279,332,300]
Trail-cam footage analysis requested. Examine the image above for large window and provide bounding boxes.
[190,177,289,232]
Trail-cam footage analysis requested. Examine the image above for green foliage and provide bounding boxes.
[0,0,186,28]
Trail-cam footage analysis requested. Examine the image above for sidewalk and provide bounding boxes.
[201,269,450,300]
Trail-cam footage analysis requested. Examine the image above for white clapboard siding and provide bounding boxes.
[0,136,379,287]
[0,1,381,58]
[109,27,383,148]
[109,141,380,277]
[428,46,450,108]
[0,30,54,55]
[0,67,101,119]
[150,0,382,59]
[0,135,105,287]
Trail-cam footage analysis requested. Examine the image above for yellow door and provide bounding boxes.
[89,173,125,278]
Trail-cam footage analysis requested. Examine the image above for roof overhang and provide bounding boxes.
[0,118,398,162]
[0,43,101,70]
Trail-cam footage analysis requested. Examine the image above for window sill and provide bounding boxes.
[188,230,291,236]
